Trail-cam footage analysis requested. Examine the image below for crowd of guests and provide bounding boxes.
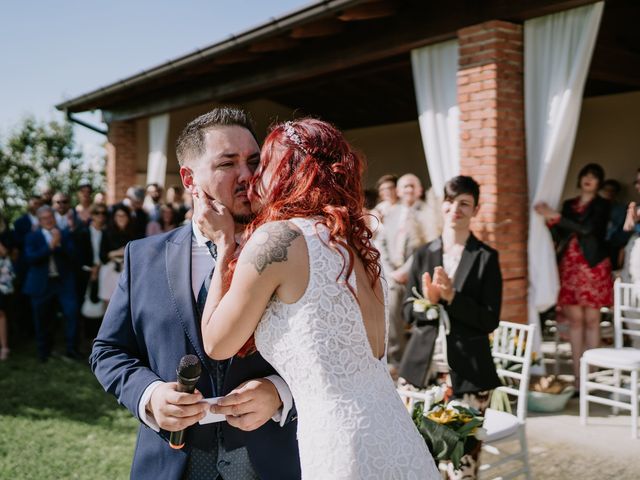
[368,164,640,394]
[0,182,194,362]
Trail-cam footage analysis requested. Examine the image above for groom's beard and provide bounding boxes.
[233,213,255,226]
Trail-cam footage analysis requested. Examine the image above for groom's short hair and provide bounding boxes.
[176,107,257,166]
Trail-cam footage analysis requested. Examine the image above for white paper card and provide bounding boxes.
[198,397,227,424]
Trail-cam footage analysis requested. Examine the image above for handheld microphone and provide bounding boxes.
[169,354,202,450]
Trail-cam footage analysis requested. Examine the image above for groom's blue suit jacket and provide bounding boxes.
[90,225,300,479]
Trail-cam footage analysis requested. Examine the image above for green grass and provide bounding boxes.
[0,344,138,479]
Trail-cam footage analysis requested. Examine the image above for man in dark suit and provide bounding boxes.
[14,195,42,246]
[14,195,42,278]
[23,205,80,362]
[91,108,300,480]
[399,175,502,395]
[12,195,43,341]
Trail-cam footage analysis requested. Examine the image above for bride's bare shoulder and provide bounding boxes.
[240,220,305,275]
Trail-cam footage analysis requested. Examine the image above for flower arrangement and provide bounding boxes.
[411,385,486,469]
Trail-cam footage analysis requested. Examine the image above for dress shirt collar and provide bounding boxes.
[191,221,209,247]
[191,220,244,247]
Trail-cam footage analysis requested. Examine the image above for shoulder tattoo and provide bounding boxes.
[244,222,301,274]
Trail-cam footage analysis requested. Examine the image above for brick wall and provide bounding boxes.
[457,21,528,323]
[106,121,137,205]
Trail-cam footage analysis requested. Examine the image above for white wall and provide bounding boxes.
[345,120,430,189]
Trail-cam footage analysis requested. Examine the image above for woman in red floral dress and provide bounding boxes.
[535,163,612,387]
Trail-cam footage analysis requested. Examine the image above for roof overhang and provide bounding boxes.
[56,0,640,126]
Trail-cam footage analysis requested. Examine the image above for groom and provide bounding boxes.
[90,108,300,479]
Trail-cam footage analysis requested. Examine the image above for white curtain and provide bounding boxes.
[525,2,604,357]
[411,40,460,196]
[147,113,170,187]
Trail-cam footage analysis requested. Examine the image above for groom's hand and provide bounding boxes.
[148,382,208,432]
[212,379,282,431]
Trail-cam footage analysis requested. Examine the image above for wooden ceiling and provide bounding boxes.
[61,0,640,129]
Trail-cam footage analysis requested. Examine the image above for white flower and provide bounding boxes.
[426,307,439,320]
[474,427,488,440]
[413,302,427,313]
[431,385,445,404]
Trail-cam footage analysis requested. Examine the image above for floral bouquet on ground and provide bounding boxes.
[411,386,486,469]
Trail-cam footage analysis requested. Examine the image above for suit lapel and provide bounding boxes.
[427,237,444,275]
[453,234,481,292]
[165,225,210,369]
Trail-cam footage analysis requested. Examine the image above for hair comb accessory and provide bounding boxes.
[283,121,306,150]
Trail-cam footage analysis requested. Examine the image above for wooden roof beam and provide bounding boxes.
[213,50,260,65]
[590,44,640,88]
[337,1,396,21]
[290,18,346,38]
[248,36,299,53]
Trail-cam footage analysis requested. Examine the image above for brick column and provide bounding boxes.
[457,21,528,324]
[106,121,137,205]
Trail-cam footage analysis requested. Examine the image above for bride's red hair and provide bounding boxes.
[234,118,381,357]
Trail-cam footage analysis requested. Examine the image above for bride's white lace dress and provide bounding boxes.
[255,218,439,479]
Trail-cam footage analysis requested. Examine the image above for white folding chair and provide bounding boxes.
[396,386,434,413]
[580,280,640,439]
[479,321,535,480]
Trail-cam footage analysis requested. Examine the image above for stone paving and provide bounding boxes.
[524,398,639,479]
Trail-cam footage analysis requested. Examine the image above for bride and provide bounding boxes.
[198,118,439,479]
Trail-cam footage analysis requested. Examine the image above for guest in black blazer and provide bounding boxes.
[534,163,612,387]
[400,175,502,394]
[400,175,502,479]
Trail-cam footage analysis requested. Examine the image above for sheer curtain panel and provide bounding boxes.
[147,113,170,187]
[411,40,460,197]
[525,2,604,360]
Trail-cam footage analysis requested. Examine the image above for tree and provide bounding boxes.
[0,116,104,223]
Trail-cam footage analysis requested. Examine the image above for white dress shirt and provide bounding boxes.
[54,211,70,230]
[139,222,293,431]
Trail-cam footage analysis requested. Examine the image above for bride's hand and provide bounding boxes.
[193,187,235,247]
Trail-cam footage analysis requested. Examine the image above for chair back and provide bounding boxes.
[492,321,536,422]
[614,280,640,348]
[396,387,435,413]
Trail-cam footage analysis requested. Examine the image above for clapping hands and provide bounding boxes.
[422,266,455,305]
[50,228,62,249]
[624,201,639,232]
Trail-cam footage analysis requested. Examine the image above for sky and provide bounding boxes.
[0,0,310,158]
